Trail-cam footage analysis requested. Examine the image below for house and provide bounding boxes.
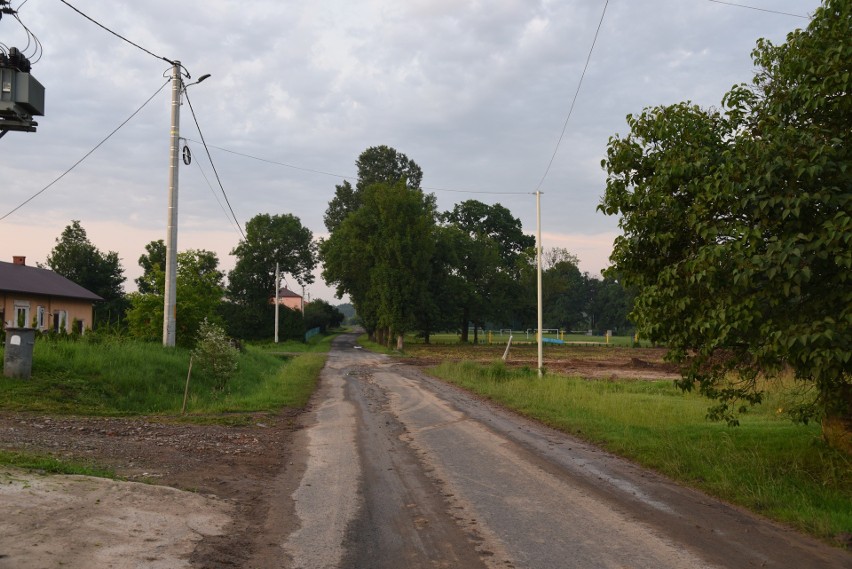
[0,256,102,333]
[274,286,306,314]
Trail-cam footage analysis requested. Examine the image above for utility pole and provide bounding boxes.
[163,60,181,347]
[274,263,280,343]
[536,191,543,377]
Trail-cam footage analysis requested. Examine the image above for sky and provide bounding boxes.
[1,0,821,304]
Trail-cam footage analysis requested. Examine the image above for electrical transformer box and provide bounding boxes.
[0,68,44,117]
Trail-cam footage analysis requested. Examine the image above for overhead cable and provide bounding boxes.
[58,0,175,64]
[185,139,530,196]
[183,89,247,240]
[534,0,609,192]
[188,145,244,236]
[0,79,170,221]
[705,0,810,19]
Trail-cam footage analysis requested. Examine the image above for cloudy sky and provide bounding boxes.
[1,0,820,302]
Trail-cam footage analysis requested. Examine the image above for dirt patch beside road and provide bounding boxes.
[406,344,681,381]
[0,410,304,568]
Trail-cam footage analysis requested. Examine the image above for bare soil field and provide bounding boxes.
[403,343,682,380]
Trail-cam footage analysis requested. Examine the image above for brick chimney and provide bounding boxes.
[12,256,26,266]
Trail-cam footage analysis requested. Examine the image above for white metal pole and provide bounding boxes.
[274,263,280,343]
[536,191,543,377]
[163,61,181,347]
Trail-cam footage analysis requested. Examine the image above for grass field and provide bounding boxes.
[426,360,851,545]
[0,333,335,474]
[0,333,333,417]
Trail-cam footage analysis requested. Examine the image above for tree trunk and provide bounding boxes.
[460,306,470,343]
[396,334,404,351]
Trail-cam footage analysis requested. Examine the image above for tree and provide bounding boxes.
[543,247,580,271]
[136,240,166,294]
[599,0,851,448]
[542,259,586,331]
[321,180,436,349]
[304,299,345,333]
[126,249,225,346]
[323,145,425,233]
[583,274,634,336]
[441,200,535,342]
[46,220,127,327]
[225,213,315,341]
[228,213,317,305]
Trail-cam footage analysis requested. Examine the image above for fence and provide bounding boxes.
[305,327,321,342]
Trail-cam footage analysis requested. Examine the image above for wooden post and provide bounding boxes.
[181,355,193,415]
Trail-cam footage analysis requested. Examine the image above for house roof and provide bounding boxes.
[277,286,302,299]
[0,261,103,301]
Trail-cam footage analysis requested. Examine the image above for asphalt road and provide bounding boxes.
[282,333,851,569]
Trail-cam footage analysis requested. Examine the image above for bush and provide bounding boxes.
[192,319,239,391]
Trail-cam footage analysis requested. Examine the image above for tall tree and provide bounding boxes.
[126,249,225,346]
[228,213,317,305]
[543,247,580,271]
[225,213,316,341]
[136,240,166,294]
[323,145,425,233]
[542,259,586,331]
[441,200,535,342]
[599,0,851,448]
[322,180,435,349]
[46,220,127,326]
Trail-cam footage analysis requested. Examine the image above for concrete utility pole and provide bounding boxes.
[162,64,210,347]
[536,191,543,377]
[163,60,181,347]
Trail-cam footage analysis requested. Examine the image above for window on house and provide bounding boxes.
[14,302,30,328]
[37,306,46,329]
[74,319,84,335]
[54,310,67,333]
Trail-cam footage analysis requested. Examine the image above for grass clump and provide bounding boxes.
[0,450,116,478]
[429,360,852,544]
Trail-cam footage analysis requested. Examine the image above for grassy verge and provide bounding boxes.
[429,360,852,544]
[357,334,411,356]
[0,335,327,417]
[249,331,338,354]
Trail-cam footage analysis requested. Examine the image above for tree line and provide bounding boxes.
[41,219,343,346]
[320,145,633,349]
[41,154,633,350]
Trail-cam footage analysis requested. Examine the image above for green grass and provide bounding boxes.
[429,360,852,544]
[0,335,326,417]
[249,332,338,354]
[0,450,116,478]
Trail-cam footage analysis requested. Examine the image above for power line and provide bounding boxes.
[185,139,352,180]
[534,0,609,192]
[0,79,170,221]
[183,88,247,240]
[187,141,244,236]
[185,138,530,196]
[58,0,174,64]
[705,0,810,19]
